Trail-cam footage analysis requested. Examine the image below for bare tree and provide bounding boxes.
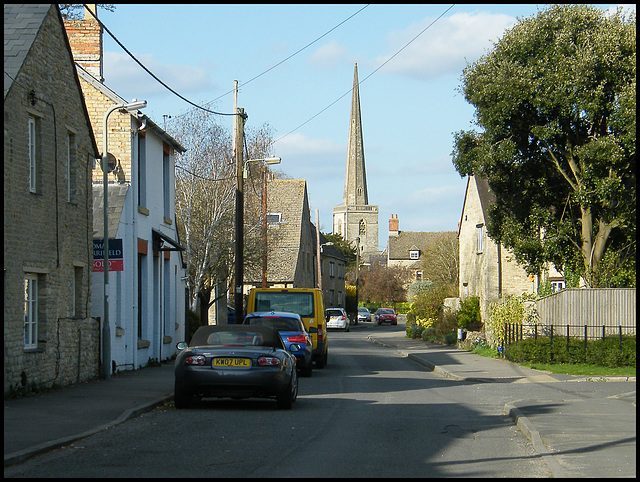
[168,110,275,321]
[418,232,459,291]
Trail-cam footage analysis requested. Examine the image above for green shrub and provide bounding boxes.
[504,335,636,367]
[456,296,480,329]
[421,327,436,341]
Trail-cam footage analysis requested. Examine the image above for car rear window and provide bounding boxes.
[326,309,343,316]
[245,316,301,331]
[255,292,314,317]
[190,325,283,349]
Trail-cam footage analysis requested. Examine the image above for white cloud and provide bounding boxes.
[275,132,343,156]
[308,40,349,70]
[373,11,517,80]
[103,51,215,96]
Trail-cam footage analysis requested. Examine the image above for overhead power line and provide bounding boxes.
[83,3,369,119]
[275,4,456,143]
[82,4,236,116]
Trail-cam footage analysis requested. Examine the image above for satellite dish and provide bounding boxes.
[101,153,117,173]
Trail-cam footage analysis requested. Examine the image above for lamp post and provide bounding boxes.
[101,99,146,379]
[234,149,280,320]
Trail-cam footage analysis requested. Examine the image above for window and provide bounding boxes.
[410,250,420,260]
[359,219,366,235]
[28,116,37,193]
[415,271,423,281]
[137,132,146,207]
[137,253,147,339]
[67,132,77,203]
[329,261,335,278]
[551,280,566,292]
[163,144,170,218]
[267,212,282,225]
[24,275,38,348]
[476,224,484,254]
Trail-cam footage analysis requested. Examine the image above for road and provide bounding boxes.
[6,321,630,477]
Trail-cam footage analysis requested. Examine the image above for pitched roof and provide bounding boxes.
[388,231,457,261]
[4,4,52,99]
[458,175,496,235]
[264,179,308,282]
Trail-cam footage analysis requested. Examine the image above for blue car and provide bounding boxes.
[244,311,313,377]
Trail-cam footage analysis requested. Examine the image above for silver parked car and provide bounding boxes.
[357,307,372,322]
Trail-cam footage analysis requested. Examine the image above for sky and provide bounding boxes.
[97,3,634,251]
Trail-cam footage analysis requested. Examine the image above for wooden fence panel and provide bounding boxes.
[535,288,636,337]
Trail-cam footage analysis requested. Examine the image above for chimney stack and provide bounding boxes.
[389,214,399,237]
[63,4,103,82]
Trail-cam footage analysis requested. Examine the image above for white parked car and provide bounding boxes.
[325,308,350,332]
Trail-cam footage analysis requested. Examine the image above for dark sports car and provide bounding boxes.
[174,325,299,409]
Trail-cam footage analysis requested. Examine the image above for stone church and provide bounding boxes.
[332,63,379,262]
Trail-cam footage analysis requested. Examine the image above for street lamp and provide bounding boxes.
[235,151,281,318]
[101,99,146,379]
[243,157,281,178]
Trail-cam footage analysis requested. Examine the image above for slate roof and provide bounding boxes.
[458,175,496,235]
[265,179,308,283]
[388,231,456,261]
[4,4,52,99]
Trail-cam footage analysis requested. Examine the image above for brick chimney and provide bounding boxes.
[63,4,103,82]
[389,214,399,237]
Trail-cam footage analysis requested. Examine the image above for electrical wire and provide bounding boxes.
[196,4,371,110]
[82,4,236,116]
[274,4,456,143]
[82,3,455,142]
[83,4,369,119]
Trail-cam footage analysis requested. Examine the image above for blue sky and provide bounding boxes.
[98,4,634,250]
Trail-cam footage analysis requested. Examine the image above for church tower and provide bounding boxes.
[333,63,379,261]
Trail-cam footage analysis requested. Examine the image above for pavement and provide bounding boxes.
[4,323,636,477]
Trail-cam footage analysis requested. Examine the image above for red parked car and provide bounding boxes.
[375,308,397,325]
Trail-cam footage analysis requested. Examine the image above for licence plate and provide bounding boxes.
[213,358,251,368]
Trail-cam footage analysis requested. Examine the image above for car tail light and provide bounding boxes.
[257,356,280,367]
[287,334,307,343]
[185,355,206,365]
[317,325,324,341]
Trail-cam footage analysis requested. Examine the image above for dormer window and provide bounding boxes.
[410,249,420,260]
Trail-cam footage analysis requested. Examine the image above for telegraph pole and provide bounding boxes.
[316,209,322,290]
[234,105,245,323]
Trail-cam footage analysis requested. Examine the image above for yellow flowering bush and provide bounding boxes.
[416,317,434,330]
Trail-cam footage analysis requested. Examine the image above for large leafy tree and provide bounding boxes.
[452,5,635,288]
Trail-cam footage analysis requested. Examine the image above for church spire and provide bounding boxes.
[343,62,368,206]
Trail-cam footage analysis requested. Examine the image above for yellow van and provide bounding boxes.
[246,288,328,368]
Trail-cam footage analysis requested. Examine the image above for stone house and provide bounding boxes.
[64,6,187,373]
[458,175,565,323]
[386,214,457,284]
[244,179,346,309]
[4,4,100,393]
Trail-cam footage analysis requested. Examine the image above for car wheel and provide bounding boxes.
[301,360,312,377]
[315,352,325,369]
[174,384,191,409]
[277,370,297,409]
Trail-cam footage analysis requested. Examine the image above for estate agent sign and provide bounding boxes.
[93,238,124,272]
